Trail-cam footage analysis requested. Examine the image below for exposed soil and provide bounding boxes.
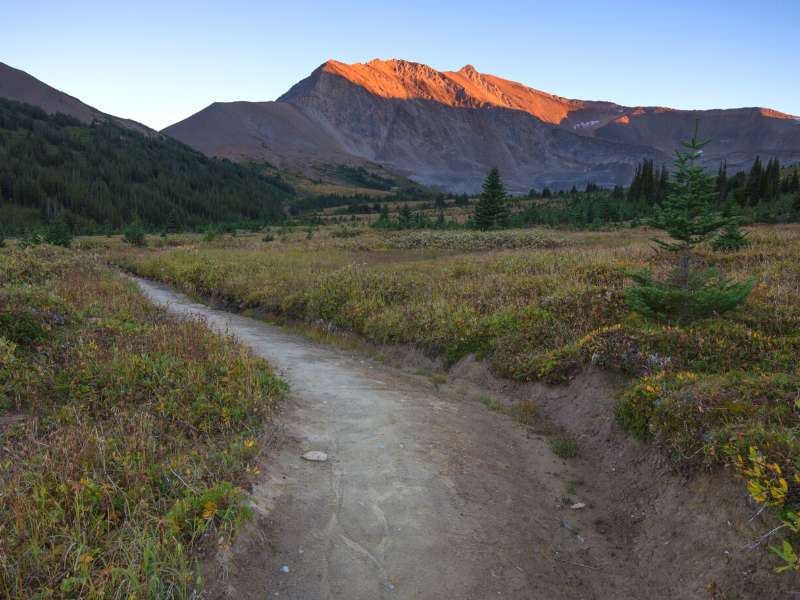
[132,277,794,599]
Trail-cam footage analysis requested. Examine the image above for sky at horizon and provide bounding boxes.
[4,0,799,130]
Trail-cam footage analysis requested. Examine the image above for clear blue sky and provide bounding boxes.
[4,0,799,130]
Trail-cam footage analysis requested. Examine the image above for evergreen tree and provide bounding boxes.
[711,219,750,252]
[745,156,763,205]
[43,220,73,248]
[765,158,781,199]
[656,164,669,204]
[398,204,412,228]
[473,168,508,230]
[627,163,642,201]
[625,123,752,322]
[716,161,728,203]
[375,204,390,227]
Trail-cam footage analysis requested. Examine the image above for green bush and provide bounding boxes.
[43,221,73,248]
[18,230,44,248]
[550,436,578,459]
[123,223,146,247]
[203,226,217,242]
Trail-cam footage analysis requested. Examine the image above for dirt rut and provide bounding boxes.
[132,277,719,599]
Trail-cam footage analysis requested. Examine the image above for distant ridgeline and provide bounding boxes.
[0,98,293,234]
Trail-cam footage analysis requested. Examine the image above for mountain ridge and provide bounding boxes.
[0,61,155,136]
[165,58,800,192]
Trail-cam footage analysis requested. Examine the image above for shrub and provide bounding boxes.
[43,220,73,248]
[18,230,44,248]
[331,225,360,238]
[550,436,578,459]
[203,226,217,242]
[387,229,562,251]
[0,249,285,598]
[123,223,146,246]
[166,483,250,545]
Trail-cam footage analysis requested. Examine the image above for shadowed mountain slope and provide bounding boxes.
[0,61,154,135]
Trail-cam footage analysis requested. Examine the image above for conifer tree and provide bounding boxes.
[716,161,728,203]
[656,164,669,204]
[625,123,752,322]
[711,219,750,252]
[765,158,781,199]
[474,168,508,230]
[746,156,763,205]
[435,209,445,228]
[398,204,412,228]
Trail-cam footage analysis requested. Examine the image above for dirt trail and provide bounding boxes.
[132,277,770,600]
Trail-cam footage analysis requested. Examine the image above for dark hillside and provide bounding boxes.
[0,98,292,233]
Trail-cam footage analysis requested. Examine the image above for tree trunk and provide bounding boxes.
[681,243,691,289]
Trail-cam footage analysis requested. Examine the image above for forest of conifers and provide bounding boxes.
[0,98,291,234]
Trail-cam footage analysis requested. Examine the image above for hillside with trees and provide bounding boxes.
[0,98,292,234]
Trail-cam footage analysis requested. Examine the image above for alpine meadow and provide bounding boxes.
[2,2,800,598]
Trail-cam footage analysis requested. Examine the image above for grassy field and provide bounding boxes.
[111,224,800,574]
[0,246,285,598]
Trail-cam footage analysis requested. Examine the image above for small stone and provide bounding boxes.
[280,565,289,573]
[570,502,586,510]
[302,451,328,462]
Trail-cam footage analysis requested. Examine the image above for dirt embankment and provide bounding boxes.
[447,356,792,599]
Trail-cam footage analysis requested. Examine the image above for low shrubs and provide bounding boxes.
[0,247,285,598]
[386,229,563,251]
[115,224,800,574]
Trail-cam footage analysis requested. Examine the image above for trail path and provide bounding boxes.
[134,277,646,600]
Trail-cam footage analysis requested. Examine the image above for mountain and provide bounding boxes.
[0,61,154,136]
[165,59,800,193]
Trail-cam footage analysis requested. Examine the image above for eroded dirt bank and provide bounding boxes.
[132,277,789,600]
